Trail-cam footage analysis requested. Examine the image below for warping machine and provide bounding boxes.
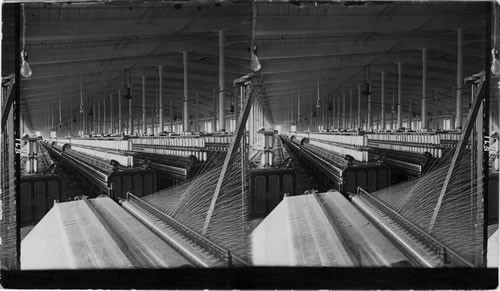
[247,129,296,221]
[20,136,63,227]
[282,132,391,195]
[22,194,248,269]
[129,134,232,188]
[251,189,474,267]
[44,138,156,199]
[366,132,461,179]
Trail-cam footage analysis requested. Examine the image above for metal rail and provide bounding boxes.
[284,137,343,179]
[125,192,248,267]
[355,187,474,267]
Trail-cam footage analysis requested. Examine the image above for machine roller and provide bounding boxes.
[282,134,391,194]
[44,141,156,199]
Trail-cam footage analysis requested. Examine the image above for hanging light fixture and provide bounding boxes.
[250,0,261,72]
[20,3,32,78]
[250,47,261,72]
[492,49,500,76]
[492,3,500,76]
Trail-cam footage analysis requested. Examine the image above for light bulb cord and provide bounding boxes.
[251,0,257,55]
[21,3,26,53]
[493,1,497,50]
[316,70,320,104]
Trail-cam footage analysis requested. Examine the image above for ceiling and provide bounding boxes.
[1,1,497,133]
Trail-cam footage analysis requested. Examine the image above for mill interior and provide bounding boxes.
[0,0,499,278]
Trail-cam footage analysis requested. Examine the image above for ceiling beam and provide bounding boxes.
[26,17,251,42]
[255,14,483,36]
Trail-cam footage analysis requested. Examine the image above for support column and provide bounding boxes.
[128,96,132,135]
[342,91,346,129]
[434,90,438,130]
[455,28,463,129]
[142,75,146,135]
[367,81,372,131]
[103,98,107,135]
[332,97,336,130]
[337,95,341,129]
[110,94,113,134]
[213,88,217,132]
[349,89,353,129]
[51,105,54,131]
[195,94,199,132]
[397,62,402,129]
[118,90,122,134]
[170,100,173,132]
[151,104,155,136]
[183,51,190,132]
[218,30,225,132]
[297,89,301,129]
[357,85,361,130]
[93,103,96,135]
[409,99,412,130]
[381,71,386,130]
[98,101,101,135]
[422,48,428,130]
[450,86,455,129]
[158,65,164,135]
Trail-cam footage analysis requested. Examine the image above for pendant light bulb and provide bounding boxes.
[250,53,261,72]
[20,51,32,78]
[491,49,500,76]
